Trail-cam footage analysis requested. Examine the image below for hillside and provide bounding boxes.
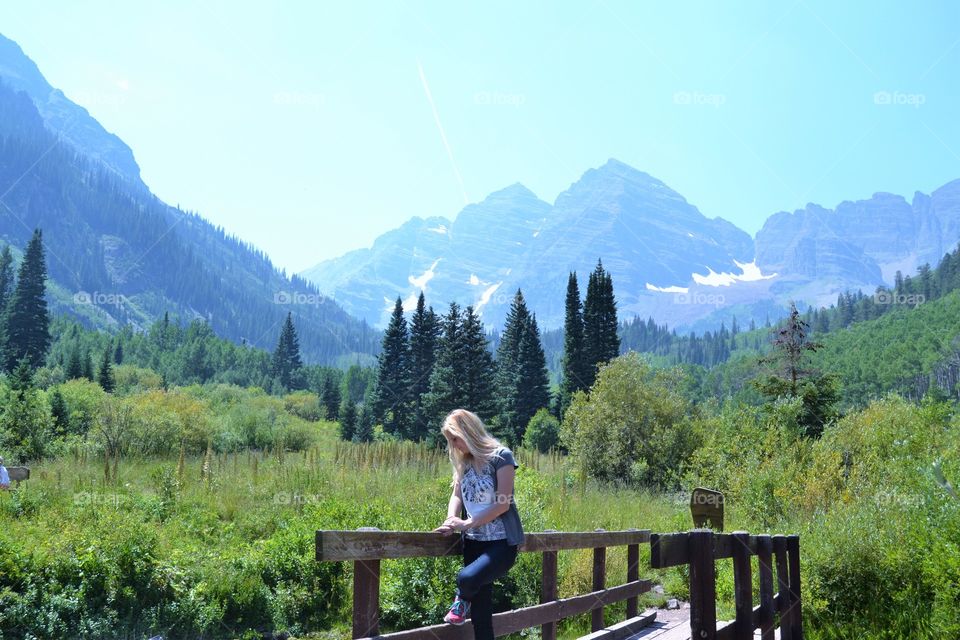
[0,36,378,365]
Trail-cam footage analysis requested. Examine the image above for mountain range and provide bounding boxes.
[0,33,378,364]
[3,29,957,352]
[302,161,960,332]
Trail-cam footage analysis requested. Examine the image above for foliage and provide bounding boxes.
[523,408,561,453]
[493,290,551,445]
[561,352,699,488]
[4,228,50,371]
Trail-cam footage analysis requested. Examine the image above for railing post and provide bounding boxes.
[757,535,775,640]
[787,535,803,639]
[626,528,640,619]
[773,535,793,640]
[689,528,716,640]
[541,529,558,640]
[592,528,607,631]
[731,531,753,640]
[353,527,381,639]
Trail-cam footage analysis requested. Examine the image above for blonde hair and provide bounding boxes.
[441,409,503,485]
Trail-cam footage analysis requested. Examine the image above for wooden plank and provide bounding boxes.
[357,580,653,640]
[627,541,640,619]
[523,530,651,552]
[318,531,464,561]
[578,611,658,640]
[786,536,802,640]
[756,536,775,640]
[689,529,717,640]
[731,532,753,640]
[593,531,607,631]
[353,559,380,638]
[751,594,782,629]
[773,536,792,640]
[318,529,651,561]
[650,532,689,568]
[650,532,761,568]
[542,539,558,640]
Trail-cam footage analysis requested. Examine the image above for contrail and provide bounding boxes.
[417,60,468,205]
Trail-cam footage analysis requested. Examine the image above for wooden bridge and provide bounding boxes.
[315,527,802,640]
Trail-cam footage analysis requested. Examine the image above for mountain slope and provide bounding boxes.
[0,34,143,187]
[303,159,757,329]
[0,36,377,365]
[304,157,960,333]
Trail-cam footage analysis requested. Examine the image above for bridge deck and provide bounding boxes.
[623,621,782,640]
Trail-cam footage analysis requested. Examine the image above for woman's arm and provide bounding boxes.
[447,480,463,519]
[434,481,463,535]
[462,464,514,529]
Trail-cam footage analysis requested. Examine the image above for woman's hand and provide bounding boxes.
[434,516,471,535]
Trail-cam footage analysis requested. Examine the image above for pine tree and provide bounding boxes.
[494,290,532,440]
[515,312,551,440]
[66,342,85,380]
[0,245,13,310]
[113,340,124,365]
[321,372,341,421]
[373,297,412,436]
[5,229,50,371]
[339,399,358,441]
[423,303,471,438]
[753,302,840,438]
[82,350,95,380]
[408,293,440,440]
[0,245,13,361]
[272,312,304,390]
[460,305,496,420]
[98,343,116,392]
[353,403,375,443]
[560,272,589,417]
[583,259,620,387]
[49,387,69,436]
[493,291,550,444]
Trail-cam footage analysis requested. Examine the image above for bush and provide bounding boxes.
[283,391,324,422]
[523,408,560,453]
[561,352,698,488]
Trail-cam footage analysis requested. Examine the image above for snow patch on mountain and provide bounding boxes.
[692,260,777,287]
[646,283,689,293]
[409,258,441,290]
[476,282,503,313]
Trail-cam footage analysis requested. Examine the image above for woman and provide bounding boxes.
[434,409,524,639]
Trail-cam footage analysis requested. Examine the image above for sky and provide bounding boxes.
[1,1,959,274]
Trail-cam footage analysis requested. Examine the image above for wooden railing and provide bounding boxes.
[316,527,802,640]
[650,529,802,640]
[316,527,654,640]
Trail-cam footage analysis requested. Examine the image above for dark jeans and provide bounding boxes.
[457,537,519,640]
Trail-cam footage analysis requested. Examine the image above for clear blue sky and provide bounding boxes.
[2,1,959,273]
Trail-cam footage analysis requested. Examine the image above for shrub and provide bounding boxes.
[523,408,560,452]
[561,352,698,488]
